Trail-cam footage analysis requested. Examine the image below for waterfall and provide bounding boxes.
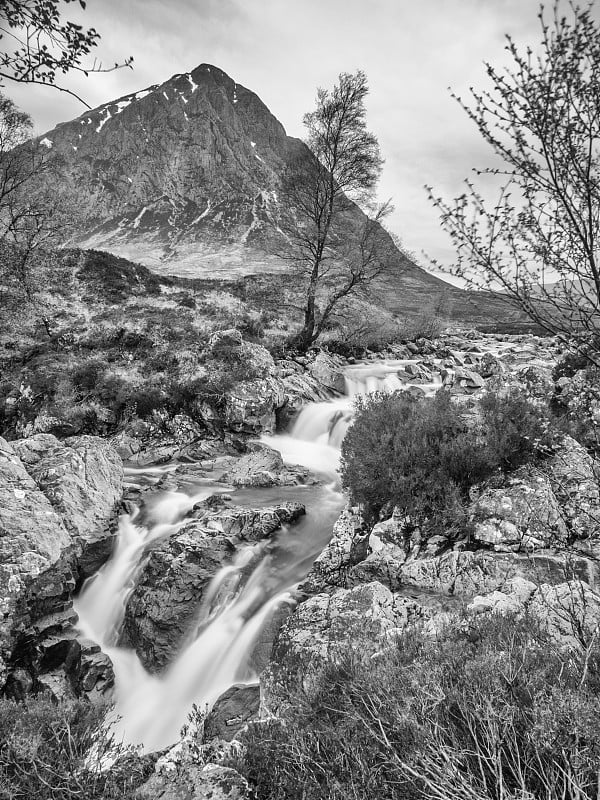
[75,356,438,751]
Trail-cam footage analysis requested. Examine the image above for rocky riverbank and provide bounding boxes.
[2,328,600,799]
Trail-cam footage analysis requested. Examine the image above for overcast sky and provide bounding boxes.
[3,0,590,274]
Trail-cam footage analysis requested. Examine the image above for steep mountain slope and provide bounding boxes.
[35,63,529,326]
[36,64,306,275]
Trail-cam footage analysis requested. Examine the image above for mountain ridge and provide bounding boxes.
[31,62,530,327]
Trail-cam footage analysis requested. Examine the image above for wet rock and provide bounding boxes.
[470,467,568,551]
[307,351,346,394]
[120,525,236,672]
[301,509,370,593]
[197,502,305,542]
[204,684,260,741]
[220,443,308,487]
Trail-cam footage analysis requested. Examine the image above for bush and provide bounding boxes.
[341,389,559,532]
[241,614,600,800]
[72,358,108,393]
[340,391,496,529]
[480,389,558,469]
[0,695,151,799]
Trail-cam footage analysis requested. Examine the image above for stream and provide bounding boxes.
[74,358,443,751]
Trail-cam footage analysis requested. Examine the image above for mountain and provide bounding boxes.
[34,63,530,327]
[34,64,308,276]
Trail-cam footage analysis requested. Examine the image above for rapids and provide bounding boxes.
[74,357,441,751]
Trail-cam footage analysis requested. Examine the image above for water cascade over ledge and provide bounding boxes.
[74,357,441,751]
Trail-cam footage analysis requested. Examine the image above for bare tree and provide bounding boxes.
[280,71,393,351]
[0,0,133,106]
[428,3,600,361]
[0,93,76,336]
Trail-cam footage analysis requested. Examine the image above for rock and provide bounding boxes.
[454,367,485,391]
[468,577,537,616]
[204,684,260,741]
[476,352,505,378]
[224,377,285,434]
[544,435,600,541]
[120,525,237,672]
[262,581,427,712]
[301,509,370,593]
[209,329,244,351]
[470,467,568,551]
[0,434,122,694]
[220,443,308,487]
[517,365,554,399]
[137,764,249,800]
[307,351,346,394]
[399,549,597,596]
[12,433,123,576]
[197,502,305,542]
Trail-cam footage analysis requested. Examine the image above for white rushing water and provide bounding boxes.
[74,357,439,751]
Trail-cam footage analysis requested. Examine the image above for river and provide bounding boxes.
[73,357,442,751]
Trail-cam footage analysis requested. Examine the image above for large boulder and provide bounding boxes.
[301,509,370,593]
[12,434,123,575]
[120,524,236,672]
[0,434,122,695]
[307,351,346,394]
[121,501,305,671]
[220,443,308,487]
[224,377,285,435]
[204,684,260,742]
[470,467,568,551]
[197,502,305,542]
[261,581,427,712]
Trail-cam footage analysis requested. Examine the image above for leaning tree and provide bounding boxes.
[428,2,600,359]
[281,70,394,351]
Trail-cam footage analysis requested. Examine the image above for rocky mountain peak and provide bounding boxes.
[36,63,305,275]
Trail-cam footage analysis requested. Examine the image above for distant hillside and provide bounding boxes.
[31,63,530,328]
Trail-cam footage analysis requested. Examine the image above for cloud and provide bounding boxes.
[2,0,591,270]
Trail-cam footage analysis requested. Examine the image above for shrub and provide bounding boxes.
[241,614,600,800]
[340,391,496,529]
[398,312,445,342]
[0,695,151,799]
[480,389,558,469]
[72,359,108,393]
[341,390,560,532]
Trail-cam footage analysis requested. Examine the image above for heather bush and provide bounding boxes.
[341,389,558,530]
[480,389,558,469]
[0,695,150,799]
[242,614,600,800]
[340,391,495,528]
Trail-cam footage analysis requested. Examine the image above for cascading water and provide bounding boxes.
[74,357,441,751]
